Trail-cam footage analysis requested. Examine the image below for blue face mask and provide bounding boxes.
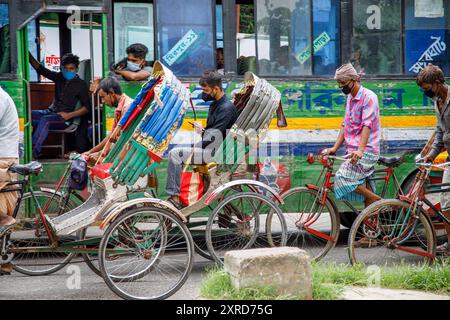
[62,70,77,81]
[127,60,142,72]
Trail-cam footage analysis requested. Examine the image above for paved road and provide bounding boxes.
[0,254,213,300]
[0,227,430,300]
[0,246,352,300]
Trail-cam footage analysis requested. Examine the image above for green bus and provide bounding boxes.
[0,0,446,209]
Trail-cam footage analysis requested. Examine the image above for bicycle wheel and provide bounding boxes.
[187,215,213,260]
[78,227,103,277]
[401,169,447,245]
[188,185,257,261]
[10,191,78,276]
[81,204,142,277]
[99,207,194,300]
[348,199,436,266]
[206,192,287,265]
[269,187,340,261]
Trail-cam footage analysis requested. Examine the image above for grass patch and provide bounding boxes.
[199,267,303,300]
[313,260,450,295]
[200,261,450,300]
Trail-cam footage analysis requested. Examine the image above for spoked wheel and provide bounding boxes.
[206,192,287,265]
[80,205,138,277]
[8,191,78,276]
[272,187,340,261]
[401,170,447,246]
[78,227,103,277]
[187,185,257,261]
[348,199,436,266]
[186,215,213,261]
[99,207,194,300]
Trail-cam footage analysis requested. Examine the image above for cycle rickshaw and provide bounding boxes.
[1,62,288,300]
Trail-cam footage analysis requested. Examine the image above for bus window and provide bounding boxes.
[27,20,39,82]
[313,0,340,76]
[113,1,155,65]
[70,13,103,78]
[216,1,223,49]
[352,0,402,75]
[39,13,61,82]
[0,3,10,74]
[256,0,312,76]
[236,0,257,75]
[405,0,450,75]
[156,0,215,76]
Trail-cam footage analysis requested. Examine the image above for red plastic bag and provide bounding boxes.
[180,171,204,207]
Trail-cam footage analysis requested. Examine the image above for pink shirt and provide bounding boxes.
[342,86,381,155]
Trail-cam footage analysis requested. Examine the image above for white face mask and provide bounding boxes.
[127,60,142,72]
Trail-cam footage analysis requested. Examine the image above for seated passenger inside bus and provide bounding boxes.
[83,77,133,165]
[111,43,152,81]
[28,52,91,159]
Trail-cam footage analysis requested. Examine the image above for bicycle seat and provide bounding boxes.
[9,161,43,176]
[378,156,404,167]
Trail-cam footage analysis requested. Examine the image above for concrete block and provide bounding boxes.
[224,247,312,299]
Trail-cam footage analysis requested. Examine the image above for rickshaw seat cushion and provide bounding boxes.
[9,161,42,176]
[377,156,404,167]
[147,149,163,163]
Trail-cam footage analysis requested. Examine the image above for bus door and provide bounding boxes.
[17,5,106,160]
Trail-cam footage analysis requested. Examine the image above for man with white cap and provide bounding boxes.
[324,63,381,207]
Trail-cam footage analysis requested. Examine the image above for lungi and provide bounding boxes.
[334,152,379,202]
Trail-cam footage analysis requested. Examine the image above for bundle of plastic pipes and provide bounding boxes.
[213,73,282,166]
[104,61,190,186]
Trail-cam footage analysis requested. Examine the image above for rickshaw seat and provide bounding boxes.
[9,161,43,176]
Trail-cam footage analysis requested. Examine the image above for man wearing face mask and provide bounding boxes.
[112,43,152,81]
[29,52,90,158]
[418,64,450,256]
[165,70,238,208]
[323,63,381,208]
[83,77,133,164]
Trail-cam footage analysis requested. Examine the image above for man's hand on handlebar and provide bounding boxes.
[416,154,434,164]
[350,150,363,165]
[322,147,337,156]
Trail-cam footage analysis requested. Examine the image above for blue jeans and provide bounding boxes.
[32,109,68,156]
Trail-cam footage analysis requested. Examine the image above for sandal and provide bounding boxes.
[166,197,183,210]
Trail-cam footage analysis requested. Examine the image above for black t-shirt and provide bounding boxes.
[37,65,91,113]
[201,95,238,149]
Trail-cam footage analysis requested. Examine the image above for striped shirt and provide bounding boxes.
[342,86,381,155]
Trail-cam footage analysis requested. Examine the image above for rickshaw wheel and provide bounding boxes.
[99,207,194,300]
[10,191,77,276]
[205,192,287,265]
